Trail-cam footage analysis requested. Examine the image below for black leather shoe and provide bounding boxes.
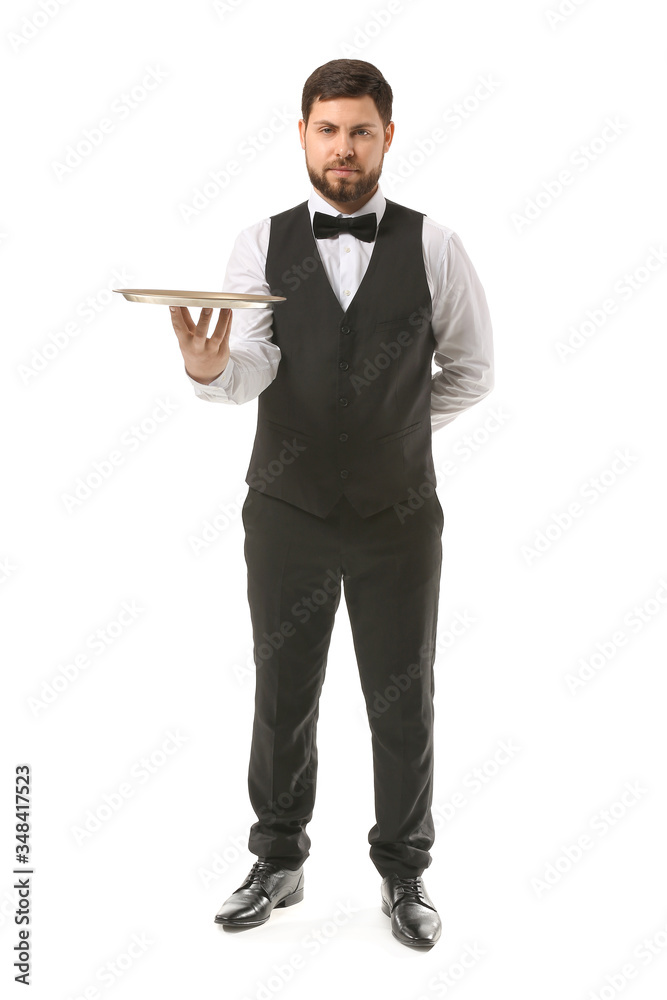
[214,859,304,927]
[381,873,441,948]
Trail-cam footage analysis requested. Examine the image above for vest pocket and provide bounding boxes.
[374,315,414,334]
[376,420,422,444]
[264,417,312,439]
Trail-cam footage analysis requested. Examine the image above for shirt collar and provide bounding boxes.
[308,184,386,239]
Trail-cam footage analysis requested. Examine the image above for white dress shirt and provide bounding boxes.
[186,184,494,432]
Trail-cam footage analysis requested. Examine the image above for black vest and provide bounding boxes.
[244,197,437,518]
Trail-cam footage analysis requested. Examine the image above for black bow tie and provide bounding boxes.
[312,210,377,243]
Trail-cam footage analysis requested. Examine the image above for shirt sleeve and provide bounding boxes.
[429,231,494,432]
[187,220,281,404]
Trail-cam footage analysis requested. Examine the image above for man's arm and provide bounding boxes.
[187,221,281,404]
[429,230,494,432]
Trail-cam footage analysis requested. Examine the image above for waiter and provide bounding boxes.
[171,58,494,949]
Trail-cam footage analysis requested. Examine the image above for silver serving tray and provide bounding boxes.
[114,288,285,309]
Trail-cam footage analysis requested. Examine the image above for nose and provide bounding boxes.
[334,135,355,159]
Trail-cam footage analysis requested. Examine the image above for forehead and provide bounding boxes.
[308,94,382,126]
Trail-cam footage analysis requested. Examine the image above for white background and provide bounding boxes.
[2,0,666,997]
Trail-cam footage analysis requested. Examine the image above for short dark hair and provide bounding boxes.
[301,59,393,130]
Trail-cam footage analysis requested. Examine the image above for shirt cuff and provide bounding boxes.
[186,358,234,392]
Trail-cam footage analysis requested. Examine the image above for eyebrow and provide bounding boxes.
[311,120,379,128]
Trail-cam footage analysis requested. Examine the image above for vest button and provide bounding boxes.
[340,325,351,334]
[340,469,349,479]
[339,361,349,370]
[339,433,348,442]
[339,397,348,406]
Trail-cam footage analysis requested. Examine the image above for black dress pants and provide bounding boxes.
[241,485,444,878]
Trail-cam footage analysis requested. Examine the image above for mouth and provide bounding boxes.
[329,168,357,176]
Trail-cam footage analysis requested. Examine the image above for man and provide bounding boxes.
[171,58,494,949]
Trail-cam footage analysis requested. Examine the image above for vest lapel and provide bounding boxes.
[302,201,393,321]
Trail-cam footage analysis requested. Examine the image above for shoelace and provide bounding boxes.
[241,860,278,888]
[391,875,433,907]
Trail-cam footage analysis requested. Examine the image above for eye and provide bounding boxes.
[319,128,372,136]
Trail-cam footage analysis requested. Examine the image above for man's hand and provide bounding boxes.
[170,305,232,384]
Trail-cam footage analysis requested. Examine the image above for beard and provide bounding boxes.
[305,149,384,203]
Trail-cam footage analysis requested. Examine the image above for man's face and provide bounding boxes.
[298,95,394,206]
